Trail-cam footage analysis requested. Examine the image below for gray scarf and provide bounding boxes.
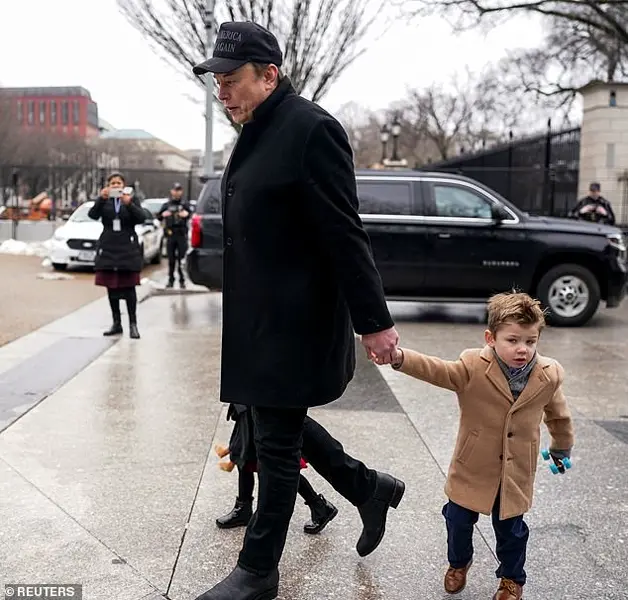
[494,350,537,401]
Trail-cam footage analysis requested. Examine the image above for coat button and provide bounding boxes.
[507,432,513,438]
[226,237,233,246]
[226,183,234,197]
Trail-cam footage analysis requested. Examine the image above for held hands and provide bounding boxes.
[100,187,109,199]
[361,326,400,365]
[180,210,189,218]
[121,193,132,205]
[162,210,172,217]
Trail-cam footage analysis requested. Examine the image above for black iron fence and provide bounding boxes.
[423,125,582,218]
[0,164,204,218]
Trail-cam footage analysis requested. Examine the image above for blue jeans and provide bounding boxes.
[442,493,528,585]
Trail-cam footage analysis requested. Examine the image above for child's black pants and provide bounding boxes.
[442,492,528,585]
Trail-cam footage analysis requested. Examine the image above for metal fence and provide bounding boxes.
[0,164,204,218]
[423,125,582,218]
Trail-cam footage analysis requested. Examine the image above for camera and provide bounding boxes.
[109,186,134,199]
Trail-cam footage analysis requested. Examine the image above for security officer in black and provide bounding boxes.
[158,183,191,288]
[569,182,616,225]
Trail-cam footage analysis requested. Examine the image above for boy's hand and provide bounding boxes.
[549,448,571,473]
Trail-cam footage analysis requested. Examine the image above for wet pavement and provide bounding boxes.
[0,292,627,600]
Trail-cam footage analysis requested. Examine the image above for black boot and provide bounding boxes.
[355,472,405,557]
[129,322,140,339]
[303,494,338,535]
[194,566,279,600]
[166,279,174,288]
[215,498,253,529]
[103,321,122,336]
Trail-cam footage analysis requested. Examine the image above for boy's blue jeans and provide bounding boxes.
[442,492,528,585]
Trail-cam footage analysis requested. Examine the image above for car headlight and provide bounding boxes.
[607,233,627,263]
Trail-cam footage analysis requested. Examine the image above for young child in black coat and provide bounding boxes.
[215,404,338,535]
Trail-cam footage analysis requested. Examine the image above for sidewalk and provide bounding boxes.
[0,293,626,599]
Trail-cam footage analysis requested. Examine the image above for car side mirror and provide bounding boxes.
[491,204,503,224]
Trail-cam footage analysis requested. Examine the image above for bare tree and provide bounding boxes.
[404,1,628,114]
[117,0,386,124]
[395,67,540,162]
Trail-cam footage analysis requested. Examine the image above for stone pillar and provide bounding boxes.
[578,80,628,225]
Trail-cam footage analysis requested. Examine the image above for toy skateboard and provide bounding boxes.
[541,448,572,474]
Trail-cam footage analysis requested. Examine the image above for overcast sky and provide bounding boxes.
[0,0,544,153]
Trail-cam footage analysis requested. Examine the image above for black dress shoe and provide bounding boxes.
[194,565,279,600]
[303,493,338,535]
[129,323,140,339]
[216,498,253,529]
[356,472,405,557]
[103,322,122,336]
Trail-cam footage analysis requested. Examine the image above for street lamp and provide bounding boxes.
[391,113,401,162]
[380,124,390,164]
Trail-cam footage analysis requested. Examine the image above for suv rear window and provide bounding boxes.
[196,178,222,215]
[357,181,412,215]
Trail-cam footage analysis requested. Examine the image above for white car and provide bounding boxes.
[49,200,163,271]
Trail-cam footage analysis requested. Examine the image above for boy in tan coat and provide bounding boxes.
[389,292,574,600]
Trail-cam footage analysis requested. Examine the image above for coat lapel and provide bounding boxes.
[481,346,514,405]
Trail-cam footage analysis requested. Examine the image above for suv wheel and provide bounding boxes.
[537,264,600,327]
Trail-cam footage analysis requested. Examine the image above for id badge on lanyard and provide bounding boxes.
[113,198,122,231]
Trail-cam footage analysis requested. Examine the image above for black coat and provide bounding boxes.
[88,196,147,272]
[219,78,393,409]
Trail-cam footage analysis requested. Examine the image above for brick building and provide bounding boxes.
[1,86,99,138]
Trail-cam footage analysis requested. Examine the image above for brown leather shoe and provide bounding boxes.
[444,560,472,594]
[492,578,523,600]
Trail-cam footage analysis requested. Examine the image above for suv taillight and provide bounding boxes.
[190,214,203,248]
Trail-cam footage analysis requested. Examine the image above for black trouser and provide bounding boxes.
[237,467,319,505]
[167,233,187,282]
[443,492,529,585]
[107,287,137,324]
[237,410,377,575]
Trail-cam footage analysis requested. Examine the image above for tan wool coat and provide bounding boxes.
[396,345,575,520]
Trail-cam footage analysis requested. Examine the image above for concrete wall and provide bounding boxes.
[0,220,57,243]
[578,82,628,224]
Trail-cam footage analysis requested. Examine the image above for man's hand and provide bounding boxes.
[162,210,172,217]
[361,326,399,365]
[180,210,189,218]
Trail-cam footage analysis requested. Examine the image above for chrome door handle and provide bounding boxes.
[437,233,451,239]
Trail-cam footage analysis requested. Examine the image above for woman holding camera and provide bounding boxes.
[88,172,147,339]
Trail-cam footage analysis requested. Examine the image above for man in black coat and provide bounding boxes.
[157,182,191,288]
[569,181,616,225]
[192,21,403,600]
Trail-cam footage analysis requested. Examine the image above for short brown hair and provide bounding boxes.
[487,291,546,334]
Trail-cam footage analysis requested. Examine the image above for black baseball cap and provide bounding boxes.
[192,21,283,75]
[172,182,183,190]
[589,182,601,191]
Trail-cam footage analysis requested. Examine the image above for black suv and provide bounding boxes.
[187,170,627,327]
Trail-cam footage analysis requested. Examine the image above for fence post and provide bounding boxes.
[507,130,513,200]
[543,118,552,215]
[11,169,19,240]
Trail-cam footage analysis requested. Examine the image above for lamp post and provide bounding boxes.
[380,124,390,165]
[202,0,216,179]
[391,113,401,162]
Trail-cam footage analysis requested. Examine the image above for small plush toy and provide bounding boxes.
[214,443,235,472]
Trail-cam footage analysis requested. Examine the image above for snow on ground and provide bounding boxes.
[0,238,53,258]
